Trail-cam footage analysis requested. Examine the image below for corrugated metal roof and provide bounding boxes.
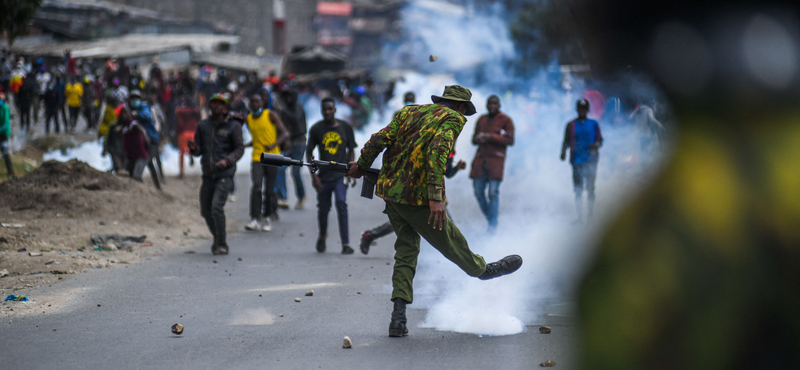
[12,34,240,59]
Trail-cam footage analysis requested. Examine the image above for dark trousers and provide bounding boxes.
[18,104,31,133]
[317,178,349,245]
[45,109,60,134]
[68,106,80,131]
[82,106,95,129]
[200,176,233,247]
[250,162,277,220]
[1,135,14,177]
[572,161,598,218]
[146,143,162,190]
[126,158,147,182]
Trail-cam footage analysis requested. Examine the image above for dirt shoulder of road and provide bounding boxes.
[0,159,213,311]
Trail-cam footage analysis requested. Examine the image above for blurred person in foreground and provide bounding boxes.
[569,0,800,368]
[347,85,523,337]
[470,95,515,232]
[561,98,603,223]
[188,94,244,255]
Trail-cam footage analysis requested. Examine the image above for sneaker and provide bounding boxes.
[244,219,261,231]
[341,245,354,255]
[295,197,306,210]
[478,255,523,280]
[261,217,272,232]
[211,243,219,255]
[217,244,229,255]
[359,231,373,255]
[277,199,290,209]
[316,238,326,253]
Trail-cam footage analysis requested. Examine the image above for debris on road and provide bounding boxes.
[29,251,43,257]
[0,269,8,278]
[90,234,146,249]
[5,294,29,301]
[294,298,301,302]
[172,323,184,335]
[343,336,352,348]
[184,250,196,254]
[237,258,242,261]
[540,360,556,367]
[539,326,552,334]
[429,55,438,62]
[305,290,314,296]
[279,314,284,317]
[2,222,25,228]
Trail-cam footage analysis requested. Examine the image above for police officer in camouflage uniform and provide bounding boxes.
[347,85,523,337]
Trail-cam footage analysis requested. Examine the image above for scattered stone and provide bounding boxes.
[299,232,304,237]
[540,360,556,367]
[213,260,218,263]
[44,260,56,265]
[237,258,242,261]
[386,262,390,265]
[539,326,552,334]
[429,55,438,62]
[305,290,314,296]
[171,323,184,335]
[97,304,101,307]
[183,231,189,236]
[279,314,284,317]
[0,269,8,278]
[101,243,118,251]
[0,236,8,243]
[259,294,262,297]
[294,298,301,302]
[184,250,196,254]
[99,221,107,225]
[343,336,352,348]
[29,251,43,257]
[357,292,362,294]
[165,236,171,240]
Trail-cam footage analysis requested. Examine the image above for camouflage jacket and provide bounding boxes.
[357,104,466,206]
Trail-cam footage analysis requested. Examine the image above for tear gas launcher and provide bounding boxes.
[260,153,380,199]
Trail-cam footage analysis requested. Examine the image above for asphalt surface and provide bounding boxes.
[0,173,578,370]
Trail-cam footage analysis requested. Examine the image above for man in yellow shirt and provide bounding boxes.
[244,93,289,232]
[64,77,83,133]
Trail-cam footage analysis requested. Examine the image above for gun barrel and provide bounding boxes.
[260,153,304,167]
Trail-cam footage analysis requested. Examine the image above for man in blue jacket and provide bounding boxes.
[561,99,603,223]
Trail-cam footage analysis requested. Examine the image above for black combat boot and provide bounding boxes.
[478,255,523,280]
[389,298,409,337]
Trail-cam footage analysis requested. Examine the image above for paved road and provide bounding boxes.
[0,173,578,369]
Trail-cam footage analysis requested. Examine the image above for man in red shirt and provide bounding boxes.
[175,96,201,178]
[469,95,514,233]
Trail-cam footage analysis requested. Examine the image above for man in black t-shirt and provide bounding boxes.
[307,98,357,254]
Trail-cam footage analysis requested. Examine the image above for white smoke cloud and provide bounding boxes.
[373,0,670,336]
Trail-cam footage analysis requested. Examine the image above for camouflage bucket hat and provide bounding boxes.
[431,85,477,116]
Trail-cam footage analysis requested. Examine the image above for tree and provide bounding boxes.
[0,0,43,48]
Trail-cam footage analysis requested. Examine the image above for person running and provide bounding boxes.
[276,88,308,210]
[347,85,523,337]
[118,107,150,182]
[560,98,603,223]
[128,90,162,190]
[64,76,83,132]
[307,98,357,255]
[470,95,515,232]
[243,93,289,232]
[188,93,244,255]
[0,91,14,179]
[175,96,201,178]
